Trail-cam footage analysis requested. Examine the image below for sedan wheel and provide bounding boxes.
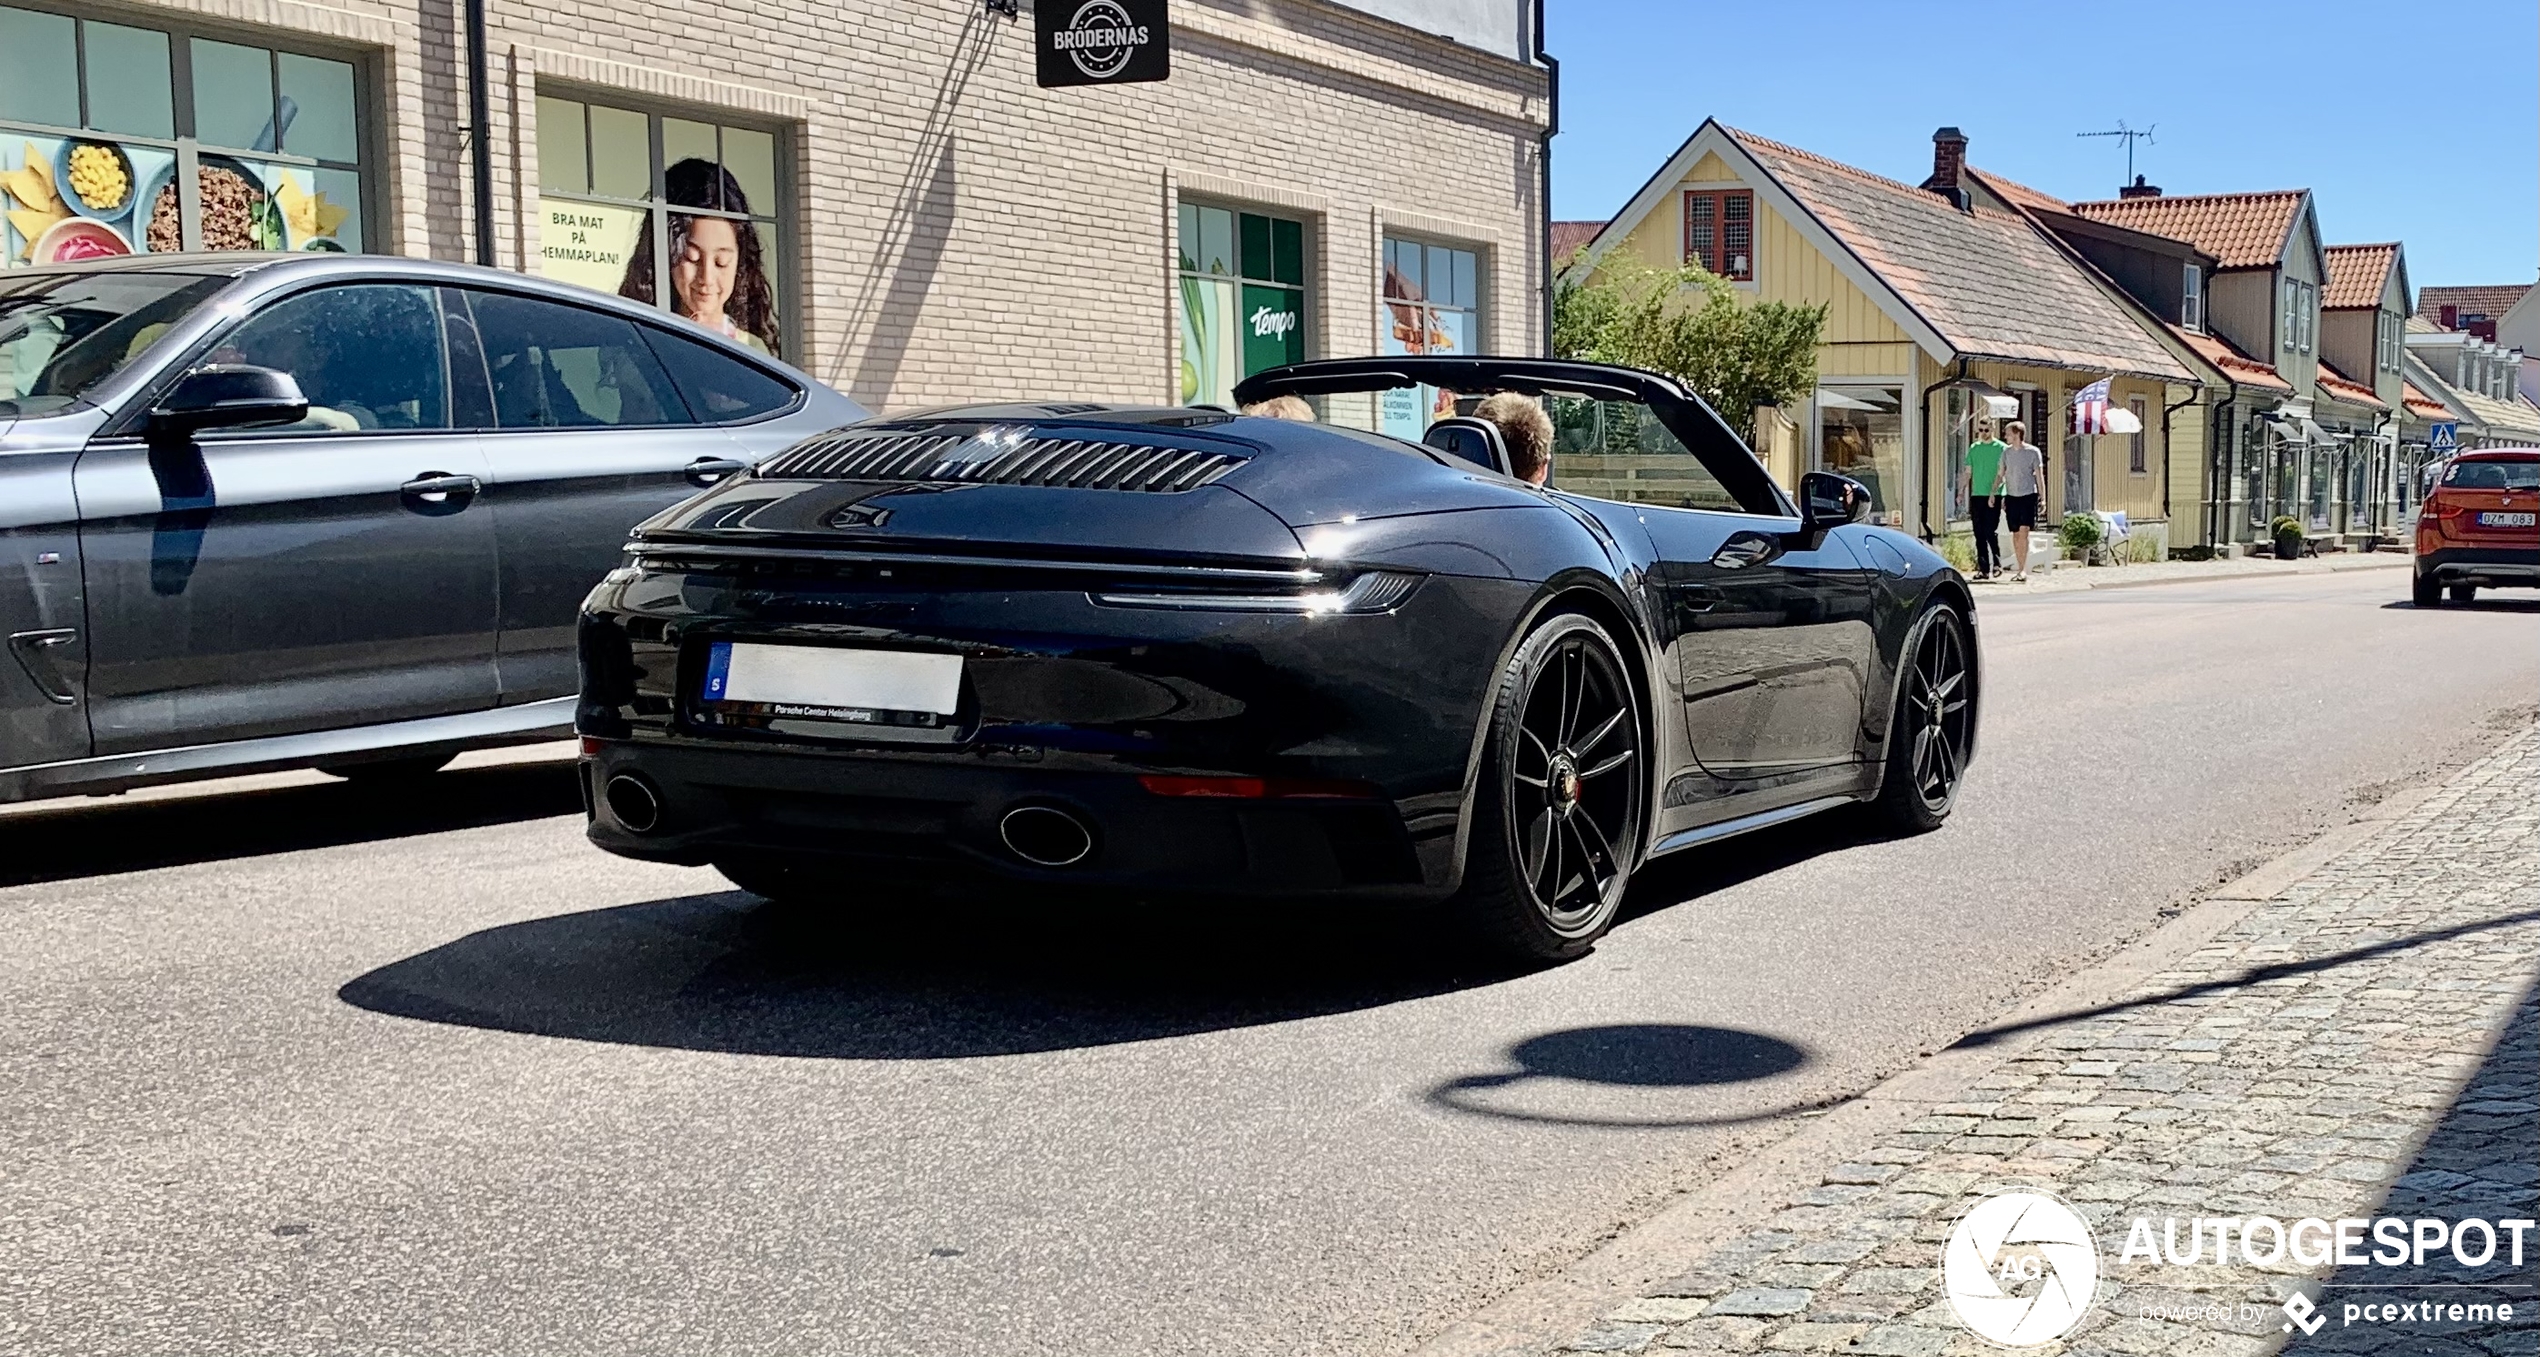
[1873,602,1974,832]
[1456,612,1644,963]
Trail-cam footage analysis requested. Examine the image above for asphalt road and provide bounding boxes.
[3,570,2534,1357]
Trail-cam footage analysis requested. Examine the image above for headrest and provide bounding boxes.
[1423,416,1509,475]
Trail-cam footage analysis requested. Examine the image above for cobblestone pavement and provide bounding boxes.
[1974,550,2408,596]
[1552,726,2540,1357]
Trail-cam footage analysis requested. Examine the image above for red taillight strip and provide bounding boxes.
[1138,775,1384,799]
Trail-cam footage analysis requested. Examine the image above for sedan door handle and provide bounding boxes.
[686,456,750,487]
[399,472,483,511]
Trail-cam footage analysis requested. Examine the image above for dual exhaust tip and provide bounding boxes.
[608,771,1093,870]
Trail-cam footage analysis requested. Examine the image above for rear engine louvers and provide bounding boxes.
[758,430,1245,493]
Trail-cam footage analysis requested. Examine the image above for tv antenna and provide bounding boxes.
[2078,121,2156,183]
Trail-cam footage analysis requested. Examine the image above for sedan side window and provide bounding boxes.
[206,284,450,433]
[640,323,800,424]
[466,291,694,429]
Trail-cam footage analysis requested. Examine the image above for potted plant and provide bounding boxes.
[2056,511,2104,565]
[2270,515,2304,560]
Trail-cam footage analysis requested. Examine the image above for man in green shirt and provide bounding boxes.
[1965,425,2006,578]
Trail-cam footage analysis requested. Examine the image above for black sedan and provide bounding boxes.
[578,357,1977,960]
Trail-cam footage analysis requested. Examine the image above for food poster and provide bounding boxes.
[1376,300,1466,441]
[537,200,648,298]
[1179,273,1238,409]
[5,136,354,265]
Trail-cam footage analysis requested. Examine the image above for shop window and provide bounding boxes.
[1682,189,1753,280]
[1377,235,1482,439]
[534,95,787,359]
[1176,200,1304,409]
[0,6,365,267]
[1816,385,1905,517]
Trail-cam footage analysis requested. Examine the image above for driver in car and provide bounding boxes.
[1474,392,1553,486]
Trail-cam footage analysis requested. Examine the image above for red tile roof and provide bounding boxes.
[2315,359,2388,411]
[1722,128,2190,382]
[2402,381,2452,420]
[2321,243,2399,310]
[2069,190,2306,270]
[2416,284,2531,326]
[2170,324,2291,392]
[1550,220,1606,263]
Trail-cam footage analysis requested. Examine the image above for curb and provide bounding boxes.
[1403,777,2454,1357]
[1980,554,2410,598]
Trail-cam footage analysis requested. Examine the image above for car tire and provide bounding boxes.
[2413,572,2443,607]
[714,854,832,904]
[2449,583,2477,604]
[320,751,455,782]
[1872,600,1975,834]
[1452,611,1644,965]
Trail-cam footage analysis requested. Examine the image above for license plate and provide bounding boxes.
[2477,511,2536,527]
[701,642,962,726]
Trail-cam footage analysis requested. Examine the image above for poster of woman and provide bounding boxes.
[617,158,780,355]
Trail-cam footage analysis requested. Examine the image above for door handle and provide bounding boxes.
[1709,531,1783,570]
[9,629,79,705]
[399,472,483,511]
[685,457,749,487]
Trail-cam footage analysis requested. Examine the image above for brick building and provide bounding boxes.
[0,0,1551,415]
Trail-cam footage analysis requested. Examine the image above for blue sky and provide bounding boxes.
[1546,0,2537,290]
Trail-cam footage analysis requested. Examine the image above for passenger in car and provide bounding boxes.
[1474,392,1553,485]
[1240,394,1315,421]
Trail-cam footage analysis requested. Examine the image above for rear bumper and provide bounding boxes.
[581,740,1446,900]
[2416,545,2540,586]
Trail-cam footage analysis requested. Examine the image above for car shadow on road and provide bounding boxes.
[339,885,1509,1058]
[339,801,1894,1060]
[0,762,583,888]
[2384,597,2540,612]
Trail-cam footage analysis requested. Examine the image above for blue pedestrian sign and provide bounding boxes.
[2429,423,2459,454]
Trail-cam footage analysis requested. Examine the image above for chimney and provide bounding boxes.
[2118,174,2161,199]
[2439,304,2459,329]
[1922,127,1970,211]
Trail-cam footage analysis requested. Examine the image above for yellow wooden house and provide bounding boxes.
[1564,120,2213,553]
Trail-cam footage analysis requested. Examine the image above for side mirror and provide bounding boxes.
[147,365,308,439]
[1798,470,1873,533]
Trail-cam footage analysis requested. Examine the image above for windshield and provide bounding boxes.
[2443,458,2540,491]
[0,271,230,418]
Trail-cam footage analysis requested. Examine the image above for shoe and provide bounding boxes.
[2011,572,2029,582]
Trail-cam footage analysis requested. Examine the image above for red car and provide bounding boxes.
[2414,448,2540,606]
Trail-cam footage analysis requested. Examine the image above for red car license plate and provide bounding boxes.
[2477,511,2536,527]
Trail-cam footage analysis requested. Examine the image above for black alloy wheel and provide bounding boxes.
[1457,612,1644,962]
[1874,602,1974,832]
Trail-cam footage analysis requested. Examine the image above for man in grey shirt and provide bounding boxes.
[1999,420,2046,581]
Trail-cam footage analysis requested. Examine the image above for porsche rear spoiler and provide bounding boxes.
[1233,357,1794,518]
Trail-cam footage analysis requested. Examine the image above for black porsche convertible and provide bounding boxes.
[576,357,1977,960]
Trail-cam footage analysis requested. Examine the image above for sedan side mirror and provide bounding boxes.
[146,365,308,439]
[1798,470,1873,534]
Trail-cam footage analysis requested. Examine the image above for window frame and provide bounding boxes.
[1681,187,1756,282]
[1175,196,1312,411]
[530,85,795,361]
[2181,263,2203,332]
[0,0,376,258]
[2127,394,2149,474]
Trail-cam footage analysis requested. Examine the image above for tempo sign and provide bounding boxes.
[1037,0,1170,88]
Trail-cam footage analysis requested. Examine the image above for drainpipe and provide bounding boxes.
[2161,380,2202,550]
[467,0,496,267]
[1917,358,1966,543]
[1533,0,1557,356]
